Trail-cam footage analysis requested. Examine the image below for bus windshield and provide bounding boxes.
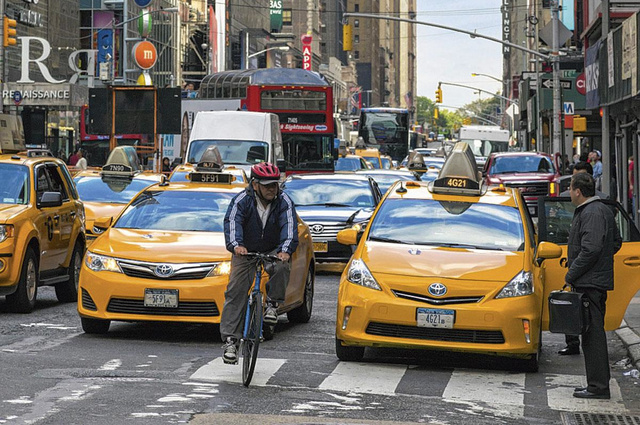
[359,111,409,161]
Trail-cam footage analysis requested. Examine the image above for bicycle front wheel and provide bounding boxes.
[242,291,262,386]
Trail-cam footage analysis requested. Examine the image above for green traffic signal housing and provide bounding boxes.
[4,16,17,47]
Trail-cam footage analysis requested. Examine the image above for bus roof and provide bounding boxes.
[200,68,330,89]
[361,107,409,113]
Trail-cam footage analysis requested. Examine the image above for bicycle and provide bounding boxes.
[240,252,280,387]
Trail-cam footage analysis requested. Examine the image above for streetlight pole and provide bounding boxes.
[342,12,560,154]
[471,72,502,83]
[439,81,516,105]
[246,46,290,68]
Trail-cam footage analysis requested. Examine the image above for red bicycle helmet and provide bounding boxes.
[250,162,280,184]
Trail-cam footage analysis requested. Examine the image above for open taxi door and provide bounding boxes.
[537,196,640,331]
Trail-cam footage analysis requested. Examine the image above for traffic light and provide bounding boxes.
[3,16,17,47]
[433,108,439,119]
[435,86,442,103]
[343,24,352,51]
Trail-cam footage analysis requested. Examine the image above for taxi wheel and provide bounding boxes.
[335,338,365,361]
[7,248,38,313]
[81,317,110,334]
[287,264,314,323]
[520,353,539,373]
[55,242,83,303]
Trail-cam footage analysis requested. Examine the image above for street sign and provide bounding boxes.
[541,78,572,90]
[301,34,312,71]
[576,72,586,95]
[563,102,574,115]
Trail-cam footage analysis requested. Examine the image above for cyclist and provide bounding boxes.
[221,162,298,364]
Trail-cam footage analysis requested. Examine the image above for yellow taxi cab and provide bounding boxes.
[73,146,163,245]
[0,151,85,312]
[168,163,248,183]
[77,148,315,335]
[334,142,571,371]
[355,147,383,169]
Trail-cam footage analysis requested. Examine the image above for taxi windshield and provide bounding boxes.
[335,157,363,171]
[490,155,555,174]
[115,190,234,232]
[187,140,268,165]
[0,164,29,205]
[368,199,525,251]
[363,157,381,168]
[74,176,158,204]
[283,178,375,208]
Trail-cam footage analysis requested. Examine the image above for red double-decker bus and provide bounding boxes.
[79,104,150,167]
[195,68,335,173]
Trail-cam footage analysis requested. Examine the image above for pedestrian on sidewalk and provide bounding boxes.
[566,173,621,399]
[590,150,603,191]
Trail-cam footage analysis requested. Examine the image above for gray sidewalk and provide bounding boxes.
[615,293,640,370]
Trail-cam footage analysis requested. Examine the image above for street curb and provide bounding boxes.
[615,319,640,369]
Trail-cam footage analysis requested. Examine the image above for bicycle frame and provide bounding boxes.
[243,266,263,342]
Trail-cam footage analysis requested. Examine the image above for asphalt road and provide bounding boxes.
[1,270,639,425]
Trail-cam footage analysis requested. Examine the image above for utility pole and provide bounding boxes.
[551,0,562,155]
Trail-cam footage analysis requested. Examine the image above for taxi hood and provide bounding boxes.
[0,204,29,223]
[83,202,128,225]
[296,206,374,223]
[361,242,524,282]
[91,228,231,262]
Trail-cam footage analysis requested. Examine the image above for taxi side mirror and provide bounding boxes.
[536,241,562,266]
[39,192,63,208]
[93,216,113,232]
[336,228,358,246]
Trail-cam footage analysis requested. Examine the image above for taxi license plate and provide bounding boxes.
[417,308,454,329]
[313,242,328,252]
[144,289,178,308]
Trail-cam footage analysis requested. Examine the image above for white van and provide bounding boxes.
[185,111,284,173]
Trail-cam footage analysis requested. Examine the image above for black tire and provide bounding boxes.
[520,353,539,373]
[55,241,83,303]
[287,264,314,323]
[242,292,262,386]
[7,248,38,313]
[335,338,365,361]
[263,322,275,341]
[81,317,110,334]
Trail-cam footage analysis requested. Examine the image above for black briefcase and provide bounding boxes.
[548,285,590,335]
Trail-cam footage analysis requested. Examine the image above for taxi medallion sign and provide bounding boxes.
[132,40,158,69]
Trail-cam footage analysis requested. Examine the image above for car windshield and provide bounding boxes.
[490,156,555,174]
[115,190,235,232]
[0,164,29,205]
[368,199,525,251]
[74,176,157,203]
[363,156,381,168]
[335,157,363,171]
[360,173,417,193]
[284,178,375,208]
[381,157,392,169]
[187,140,268,165]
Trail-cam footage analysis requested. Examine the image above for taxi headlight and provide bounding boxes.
[0,225,14,243]
[495,271,533,298]
[209,261,232,276]
[85,251,122,273]
[346,259,381,291]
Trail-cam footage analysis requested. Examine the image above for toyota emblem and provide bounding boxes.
[310,224,324,234]
[155,264,174,277]
[428,283,447,297]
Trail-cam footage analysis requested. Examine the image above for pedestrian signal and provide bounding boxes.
[3,16,17,47]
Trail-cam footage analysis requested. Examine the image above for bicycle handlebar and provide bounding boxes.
[244,252,281,262]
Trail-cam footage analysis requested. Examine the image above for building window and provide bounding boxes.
[354,19,359,28]
[354,35,359,43]
[354,51,359,59]
[355,4,359,12]
[282,9,292,26]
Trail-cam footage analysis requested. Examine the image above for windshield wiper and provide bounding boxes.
[369,236,413,245]
[435,242,504,251]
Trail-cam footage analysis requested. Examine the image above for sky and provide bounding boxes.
[415,0,503,112]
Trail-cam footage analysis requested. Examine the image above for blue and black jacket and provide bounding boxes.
[224,184,298,255]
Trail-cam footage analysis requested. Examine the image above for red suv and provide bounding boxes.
[483,152,560,216]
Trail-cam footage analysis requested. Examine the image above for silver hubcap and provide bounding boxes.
[26,259,36,300]
[73,252,81,291]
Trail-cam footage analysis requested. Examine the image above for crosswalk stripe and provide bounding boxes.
[545,374,626,413]
[318,362,407,395]
[190,357,286,387]
[442,370,526,418]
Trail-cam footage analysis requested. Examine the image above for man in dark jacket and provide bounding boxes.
[220,162,298,364]
[566,173,622,399]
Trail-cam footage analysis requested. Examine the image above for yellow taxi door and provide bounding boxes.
[45,163,78,266]
[33,164,56,271]
[537,197,640,331]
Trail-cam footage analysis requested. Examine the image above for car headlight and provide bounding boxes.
[0,225,14,243]
[495,270,533,298]
[208,261,231,276]
[85,251,122,273]
[346,259,381,291]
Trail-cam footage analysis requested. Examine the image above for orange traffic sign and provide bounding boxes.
[132,40,157,69]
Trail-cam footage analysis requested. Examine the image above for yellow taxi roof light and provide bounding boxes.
[101,146,141,177]
[195,146,224,171]
[338,140,348,157]
[406,151,427,170]
[430,142,484,196]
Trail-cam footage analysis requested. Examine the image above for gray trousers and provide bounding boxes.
[219,251,291,342]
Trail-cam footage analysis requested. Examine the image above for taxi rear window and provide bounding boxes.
[115,190,234,232]
[368,199,525,251]
[74,177,158,204]
[0,164,29,205]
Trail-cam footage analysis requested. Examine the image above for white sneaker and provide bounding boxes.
[264,305,278,325]
[222,338,238,364]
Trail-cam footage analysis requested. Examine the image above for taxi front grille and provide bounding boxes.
[392,290,483,305]
[107,298,219,316]
[308,223,349,241]
[120,267,211,280]
[81,289,97,311]
[117,260,216,280]
[365,322,505,344]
